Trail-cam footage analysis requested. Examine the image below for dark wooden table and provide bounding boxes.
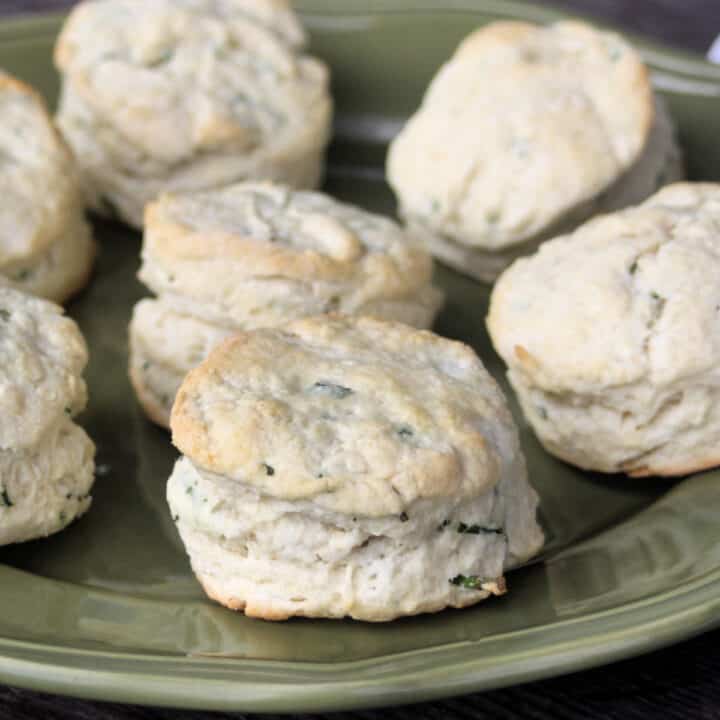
[2,1,720,718]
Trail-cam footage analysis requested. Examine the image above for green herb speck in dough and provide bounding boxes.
[449,574,484,589]
[486,209,501,224]
[0,309,9,321]
[147,50,174,67]
[396,426,414,440]
[457,523,503,535]
[311,381,353,399]
[263,463,275,476]
[1,489,13,507]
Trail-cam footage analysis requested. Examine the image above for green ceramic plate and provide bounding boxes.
[1,1,720,713]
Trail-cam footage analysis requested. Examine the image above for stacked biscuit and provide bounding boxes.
[0,286,95,546]
[54,0,333,228]
[0,73,94,302]
[388,21,683,282]
[488,182,720,477]
[167,315,544,621]
[129,182,444,427]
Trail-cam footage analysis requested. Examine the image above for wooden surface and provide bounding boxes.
[2,1,720,718]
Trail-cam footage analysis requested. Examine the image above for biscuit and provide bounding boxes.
[387,21,683,282]
[167,315,543,621]
[487,182,720,476]
[129,182,444,427]
[0,286,95,545]
[0,72,95,302]
[55,0,332,228]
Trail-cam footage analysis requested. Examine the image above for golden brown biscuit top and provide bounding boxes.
[171,315,519,515]
[140,182,436,305]
[488,182,720,393]
[387,20,654,251]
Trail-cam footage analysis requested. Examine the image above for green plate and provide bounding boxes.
[1,1,720,713]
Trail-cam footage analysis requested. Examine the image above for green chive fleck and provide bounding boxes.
[397,426,414,440]
[457,523,503,535]
[449,574,484,589]
[147,50,174,67]
[311,381,353,399]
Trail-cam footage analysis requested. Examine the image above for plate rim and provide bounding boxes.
[1,2,720,713]
[1,565,720,711]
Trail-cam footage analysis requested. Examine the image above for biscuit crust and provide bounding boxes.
[130,183,444,427]
[386,21,679,281]
[488,182,720,476]
[171,315,509,513]
[55,0,332,227]
[0,72,94,301]
[167,317,542,620]
[0,286,95,546]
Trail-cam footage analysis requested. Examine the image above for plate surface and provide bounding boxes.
[1,2,720,713]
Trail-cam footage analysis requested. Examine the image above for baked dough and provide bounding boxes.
[0,286,95,545]
[129,182,444,427]
[0,72,94,302]
[387,21,683,282]
[488,182,720,476]
[167,315,543,620]
[54,0,332,227]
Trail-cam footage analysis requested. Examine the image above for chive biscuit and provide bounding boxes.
[167,315,543,621]
[0,73,95,302]
[54,0,332,228]
[387,21,683,283]
[129,182,444,427]
[0,286,95,546]
[488,182,720,477]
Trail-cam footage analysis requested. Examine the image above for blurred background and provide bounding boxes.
[4,0,720,54]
